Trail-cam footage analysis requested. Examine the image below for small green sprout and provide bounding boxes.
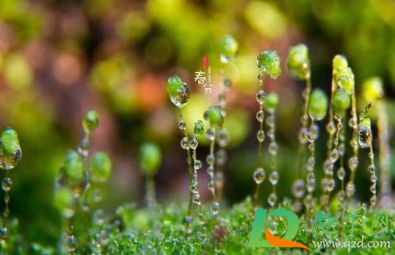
[332,89,351,116]
[309,89,328,121]
[139,143,162,176]
[332,54,348,69]
[286,44,310,80]
[362,77,384,102]
[204,106,224,127]
[264,92,279,113]
[220,35,238,63]
[91,152,112,183]
[257,50,282,79]
[83,111,99,134]
[54,187,74,215]
[193,120,205,136]
[0,128,22,171]
[166,75,190,108]
[64,150,84,182]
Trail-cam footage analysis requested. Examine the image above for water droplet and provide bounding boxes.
[349,117,358,129]
[169,84,190,108]
[370,184,376,194]
[330,149,339,163]
[2,177,13,192]
[337,167,345,181]
[192,193,201,205]
[189,138,198,150]
[194,160,202,170]
[218,129,229,147]
[298,128,309,144]
[206,128,215,141]
[93,209,106,225]
[292,179,305,198]
[257,130,265,142]
[346,182,355,197]
[180,137,189,150]
[207,166,214,175]
[216,149,227,166]
[256,90,266,105]
[268,142,279,156]
[77,138,90,157]
[269,171,279,185]
[326,122,336,135]
[66,235,78,252]
[256,110,264,123]
[268,193,277,207]
[323,159,334,175]
[211,202,220,215]
[370,174,377,182]
[253,168,265,184]
[325,179,335,192]
[0,227,7,238]
[184,216,192,224]
[306,157,315,172]
[198,213,205,225]
[206,155,215,165]
[178,120,186,131]
[368,164,375,174]
[358,122,372,148]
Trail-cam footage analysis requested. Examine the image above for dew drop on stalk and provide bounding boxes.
[326,122,336,135]
[268,143,278,156]
[178,120,186,131]
[211,201,220,215]
[66,235,78,253]
[220,35,238,63]
[268,193,277,207]
[2,177,12,192]
[292,180,305,198]
[180,137,189,150]
[337,167,345,181]
[256,110,264,123]
[330,149,339,163]
[217,129,229,147]
[256,90,266,105]
[189,138,198,150]
[192,193,201,205]
[253,168,265,184]
[358,120,372,148]
[269,171,279,186]
[206,128,215,141]
[198,213,205,225]
[216,149,227,166]
[256,130,265,143]
[194,160,202,170]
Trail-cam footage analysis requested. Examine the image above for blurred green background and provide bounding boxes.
[1,0,395,246]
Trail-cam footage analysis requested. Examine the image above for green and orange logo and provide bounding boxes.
[248,208,310,250]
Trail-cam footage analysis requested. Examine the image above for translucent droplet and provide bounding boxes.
[189,138,198,150]
[206,128,215,141]
[66,235,78,252]
[368,164,375,174]
[309,124,319,140]
[257,130,265,142]
[223,78,232,90]
[370,174,377,182]
[256,90,266,105]
[268,143,279,156]
[256,110,264,123]
[298,128,309,144]
[337,167,346,181]
[326,122,336,135]
[218,129,229,147]
[306,157,315,172]
[348,156,358,171]
[2,177,13,192]
[292,179,305,198]
[211,202,220,215]
[268,193,277,207]
[337,190,346,202]
[169,84,190,108]
[192,193,201,205]
[330,149,339,163]
[269,171,279,185]
[77,138,90,157]
[349,117,358,129]
[206,154,215,165]
[370,184,376,194]
[358,123,372,148]
[207,166,214,175]
[194,160,202,170]
[93,209,105,225]
[325,179,335,192]
[198,213,205,225]
[178,120,186,131]
[346,182,355,197]
[253,168,265,184]
[216,149,227,166]
[180,137,189,150]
